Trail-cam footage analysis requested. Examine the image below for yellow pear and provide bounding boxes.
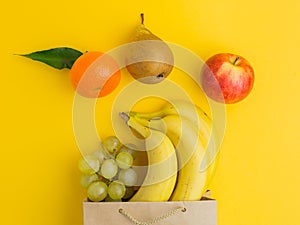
[126,14,174,84]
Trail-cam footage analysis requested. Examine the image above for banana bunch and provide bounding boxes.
[120,99,219,201]
[120,112,178,201]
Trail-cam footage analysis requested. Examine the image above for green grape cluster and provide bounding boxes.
[78,136,138,202]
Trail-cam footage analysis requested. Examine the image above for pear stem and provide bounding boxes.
[140,13,144,25]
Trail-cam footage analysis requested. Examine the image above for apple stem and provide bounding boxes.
[141,13,144,25]
[233,56,240,65]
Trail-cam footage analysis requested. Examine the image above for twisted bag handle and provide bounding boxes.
[119,206,187,225]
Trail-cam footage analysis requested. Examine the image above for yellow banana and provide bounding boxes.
[131,100,219,186]
[129,99,212,127]
[120,113,178,202]
[130,100,213,157]
[133,114,210,201]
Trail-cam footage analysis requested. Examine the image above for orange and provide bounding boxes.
[70,51,121,98]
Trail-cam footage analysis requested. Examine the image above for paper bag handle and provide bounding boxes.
[119,206,186,225]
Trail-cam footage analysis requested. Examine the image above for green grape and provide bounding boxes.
[118,168,138,187]
[104,195,122,202]
[100,159,118,179]
[87,181,108,202]
[122,187,135,200]
[118,145,136,159]
[116,152,133,169]
[80,174,99,189]
[103,136,122,155]
[92,149,106,164]
[78,155,100,175]
[108,181,126,200]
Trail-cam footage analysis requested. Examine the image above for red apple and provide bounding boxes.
[201,53,254,104]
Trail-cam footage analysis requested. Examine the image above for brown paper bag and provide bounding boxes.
[83,199,217,225]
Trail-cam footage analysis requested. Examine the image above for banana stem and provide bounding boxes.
[120,112,151,138]
[132,116,150,127]
[119,112,129,123]
[132,115,167,135]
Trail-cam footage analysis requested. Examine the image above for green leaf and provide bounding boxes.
[18,47,83,70]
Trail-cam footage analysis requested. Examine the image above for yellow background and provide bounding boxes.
[1,0,300,225]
